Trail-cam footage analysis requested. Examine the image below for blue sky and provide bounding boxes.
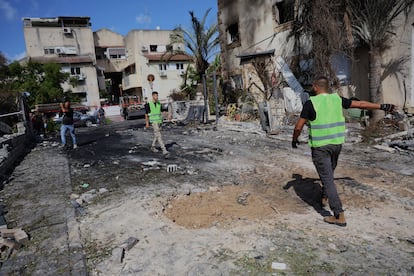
[0,0,218,62]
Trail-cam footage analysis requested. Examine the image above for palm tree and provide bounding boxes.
[349,0,414,122]
[169,8,219,80]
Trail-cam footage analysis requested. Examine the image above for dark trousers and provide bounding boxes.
[311,144,343,216]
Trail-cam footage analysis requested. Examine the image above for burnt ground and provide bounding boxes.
[57,119,414,275]
[2,118,412,275]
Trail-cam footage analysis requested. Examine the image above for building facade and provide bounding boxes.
[23,16,100,107]
[94,28,128,104]
[23,17,194,109]
[123,30,192,103]
[218,0,414,110]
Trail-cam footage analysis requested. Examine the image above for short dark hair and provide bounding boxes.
[152,91,158,95]
[313,76,329,90]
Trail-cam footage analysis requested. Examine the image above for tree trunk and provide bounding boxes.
[369,47,384,124]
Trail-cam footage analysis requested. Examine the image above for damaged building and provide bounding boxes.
[217,0,414,118]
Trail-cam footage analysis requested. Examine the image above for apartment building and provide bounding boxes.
[218,0,414,109]
[94,28,127,103]
[23,16,100,107]
[123,30,192,103]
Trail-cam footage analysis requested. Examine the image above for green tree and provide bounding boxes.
[169,8,219,80]
[9,61,69,107]
[349,0,414,122]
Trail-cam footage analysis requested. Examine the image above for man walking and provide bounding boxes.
[292,76,395,227]
[60,99,77,149]
[145,91,168,156]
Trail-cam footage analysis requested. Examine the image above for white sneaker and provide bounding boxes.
[151,147,159,153]
[73,144,78,149]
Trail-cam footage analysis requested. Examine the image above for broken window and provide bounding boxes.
[227,23,240,45]
[150,45,158,52]
[274,0,295,24]
[231,75,243,90]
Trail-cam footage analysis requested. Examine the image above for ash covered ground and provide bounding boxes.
[61,119,414,275]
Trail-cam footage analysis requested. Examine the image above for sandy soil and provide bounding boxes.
[68,121,414,275]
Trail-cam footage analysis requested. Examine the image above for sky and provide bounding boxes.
[0,0,218,62]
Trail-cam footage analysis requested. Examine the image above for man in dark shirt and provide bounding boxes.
[60,99,77,149]
[292,76,395,227]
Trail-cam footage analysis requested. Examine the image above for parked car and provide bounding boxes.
[54,111,98,127]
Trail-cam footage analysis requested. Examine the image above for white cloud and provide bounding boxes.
[136,13,151,25]
[0,0,17,21]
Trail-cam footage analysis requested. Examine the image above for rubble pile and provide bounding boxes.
[0,228,29,259]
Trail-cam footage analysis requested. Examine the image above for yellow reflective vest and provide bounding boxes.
[148,102,162,124]
[308,93,345,147]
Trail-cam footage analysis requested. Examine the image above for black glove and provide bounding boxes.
[292,139,299,148]
[380,104,395,113]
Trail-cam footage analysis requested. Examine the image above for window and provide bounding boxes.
[231,75,243,90]
[176,63,184,70]
[274,0,294,24]
[150,45,158,52]
[70,67,81,75]
[227,23,240,44]
[44,48,55,55]
[159,64,167,71]
[107,48,126,59]
[124,64,136,76]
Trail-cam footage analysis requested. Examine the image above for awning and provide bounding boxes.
[236,49,275,65]
[30,55,94,64]
[144,53,193,62]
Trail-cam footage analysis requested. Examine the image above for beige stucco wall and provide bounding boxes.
[24,26,96,57]
[350,11,413,108]
[23,20,100,107]
[94,28,124,47]
[94,29,128,73]
[381,12,413,108]
[123,30,188,102]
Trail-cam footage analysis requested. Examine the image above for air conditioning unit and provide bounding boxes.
[141,46,148,52]
[160,71,167,77]
[63,27,72,34]
[55,47,64,54]
[179,70,185,76]
[77,73,86,81]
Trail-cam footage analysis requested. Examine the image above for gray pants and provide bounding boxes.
[152,123,167,153]
[311,144,343,215]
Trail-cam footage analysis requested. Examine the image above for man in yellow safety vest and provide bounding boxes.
[292,76,395,227]
[145,91,169,156]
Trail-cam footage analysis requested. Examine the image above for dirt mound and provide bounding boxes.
[164,184,307,229]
